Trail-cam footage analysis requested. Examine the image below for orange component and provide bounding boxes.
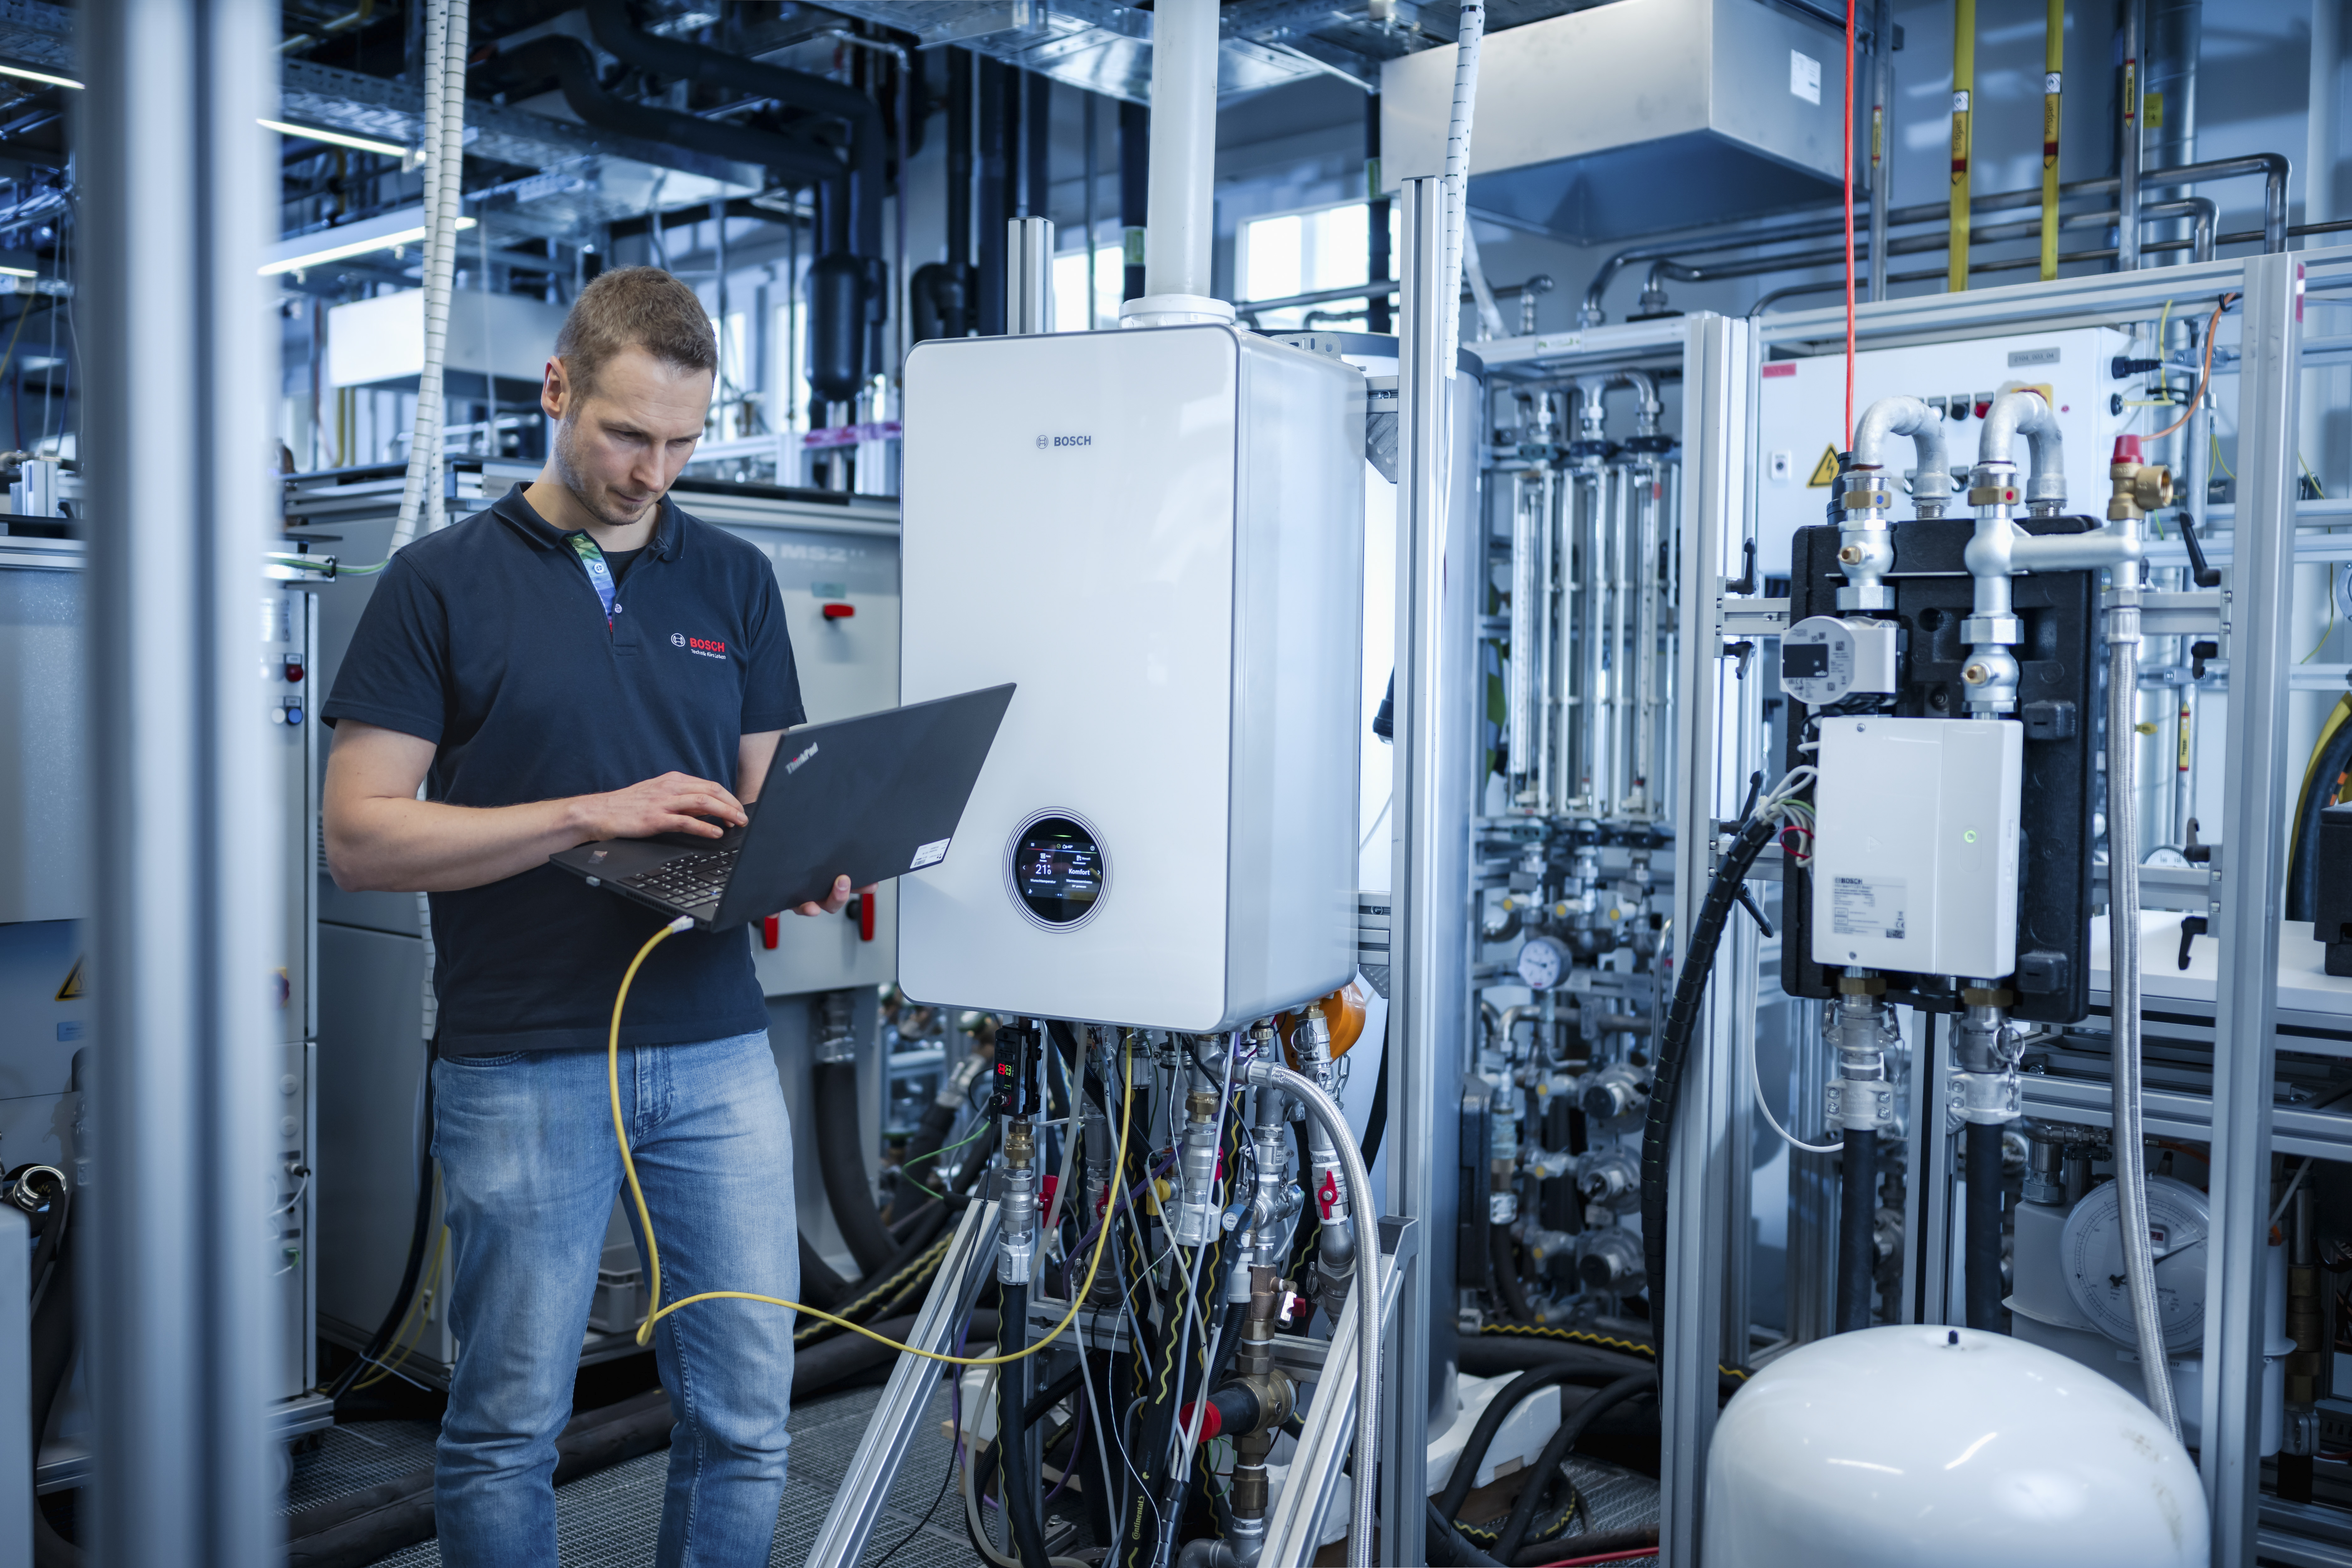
[1278,983,1368,1069]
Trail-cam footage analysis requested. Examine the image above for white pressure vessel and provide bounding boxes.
[1703,1324,2207,1567]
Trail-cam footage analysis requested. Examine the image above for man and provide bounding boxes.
[323,266,848,1567]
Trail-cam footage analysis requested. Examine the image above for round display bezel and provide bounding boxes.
[1004,809,1110,933]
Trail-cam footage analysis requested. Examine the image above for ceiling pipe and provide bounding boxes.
[582,0,885,266]
[1123,0,1229,326]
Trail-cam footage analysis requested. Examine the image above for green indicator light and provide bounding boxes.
[1963,829,1979,844]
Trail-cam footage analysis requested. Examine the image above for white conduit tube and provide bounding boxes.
[1438,1,1486,379]
[1244,1060,1380,1568]
[387,0,470,553]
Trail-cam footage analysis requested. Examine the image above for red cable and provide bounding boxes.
[1843,0,1857,451]
[1520,1549,1660,1568]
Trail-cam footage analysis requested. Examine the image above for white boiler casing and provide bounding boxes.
[1704,1325,2208,1567]
[897,325,1366,1031]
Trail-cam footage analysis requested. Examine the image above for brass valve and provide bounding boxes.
[2107,434,2174,522]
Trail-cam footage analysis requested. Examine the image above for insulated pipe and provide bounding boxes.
[1950,0,1975,292]
[978,60,1013,336]
[1119,99,1149,302]
[998,1284,1054,1568]
[1963,1120,2005,1329]
[1867,0,1893,300]
[2041,0,2063,280]
[1367,92,1392,334]
[1979,387,2067,507]
[1242,1060,1380,1568]
[1130,0,1220,316]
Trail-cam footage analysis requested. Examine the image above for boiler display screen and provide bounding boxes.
[1013,818,1103,925]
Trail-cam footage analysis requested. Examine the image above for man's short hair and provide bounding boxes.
[551,266,718,398]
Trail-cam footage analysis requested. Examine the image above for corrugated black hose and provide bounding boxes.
[1490,1373,1655,1561]
[1639,813,1780,1314]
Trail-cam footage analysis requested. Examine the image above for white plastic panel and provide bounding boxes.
[897,325,1363,1030]
[1754,326,2133,577]
[1810,716,2022,979]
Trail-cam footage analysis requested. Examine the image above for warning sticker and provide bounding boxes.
[1830,876,1907,942]
[1805,444,1842,486]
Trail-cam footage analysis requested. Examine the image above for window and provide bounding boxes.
[1237,200,1398,331]
[1052,241,1126,332]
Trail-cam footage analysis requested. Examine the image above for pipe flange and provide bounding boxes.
[1960,614,2022,646]
[1968,483,2022,507]
[1840,488,1893,511]
[1836,582,1894,612]
[1836,973,1888,996]
[1825,1077,1898,1132]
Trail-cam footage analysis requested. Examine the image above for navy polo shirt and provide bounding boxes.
[323,485,805,1056]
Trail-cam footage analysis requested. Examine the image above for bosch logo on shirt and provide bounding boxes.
[674,633,729,659]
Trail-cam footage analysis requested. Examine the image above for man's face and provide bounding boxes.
[542,345,713,528]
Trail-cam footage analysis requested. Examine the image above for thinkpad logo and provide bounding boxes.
[784,743,818,774]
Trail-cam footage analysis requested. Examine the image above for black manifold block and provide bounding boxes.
[1780,516,2099,1025]
[2318,803,2352,977]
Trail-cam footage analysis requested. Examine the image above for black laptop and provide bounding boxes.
[548,683,1014,931]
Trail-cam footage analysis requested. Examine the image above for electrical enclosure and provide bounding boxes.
[1811,716,2022,979]
[897,325,1366,1030]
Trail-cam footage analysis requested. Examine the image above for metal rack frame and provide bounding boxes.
[1467,244,2339,1567]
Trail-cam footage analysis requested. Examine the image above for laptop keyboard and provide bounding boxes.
[620,847,738,909]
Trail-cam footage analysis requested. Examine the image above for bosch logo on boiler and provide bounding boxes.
[674,632,728,658]
[1035,433,1093,449]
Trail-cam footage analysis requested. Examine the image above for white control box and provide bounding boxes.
[898,325,1366,1031]
[1755,325,2133,577]
[1810,716,2022,980]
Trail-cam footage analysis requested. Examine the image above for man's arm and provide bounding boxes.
[324,720,749,893]
[737,726,867,918]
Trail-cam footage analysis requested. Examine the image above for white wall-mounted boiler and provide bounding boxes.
[898,324,1365,1031]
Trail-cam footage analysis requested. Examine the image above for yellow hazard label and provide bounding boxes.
[1806,444,1842,486]
[56,955,82,1001]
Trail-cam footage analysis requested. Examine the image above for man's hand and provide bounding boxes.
[573,772,747,841]
[792,875,877,917]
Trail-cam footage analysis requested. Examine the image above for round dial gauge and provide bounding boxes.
[1516,934,1573,991]
[2060,1173,2209,1355]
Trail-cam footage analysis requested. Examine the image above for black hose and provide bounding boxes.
[1434,1364,1622,1524]
[971,1362,1089,1501]
[2289,707,2352,920]
[814,1060,898,1275]
[1361,1010,1391,1171]
[798,1233,848,1313]
[1836,1129,1878,1333]
[1964,1120,2006,1331]
[1425,1497,1506,1567]
[1490,1225,1534,1324]
[328,1049,437,1402]
[1640,814,1779,1319]
[1491,1374,1655,1562]
[997,1285,1054,1568]
[30,1189,78,1568]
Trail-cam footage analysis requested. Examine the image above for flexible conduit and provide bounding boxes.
[2109,623,2184,1439]
[1438,1,1486,379]
[386,0,469,555]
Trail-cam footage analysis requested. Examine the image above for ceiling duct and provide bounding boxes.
[1380,0,1847,244]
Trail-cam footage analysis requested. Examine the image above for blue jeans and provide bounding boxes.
[431,1030,798,1568]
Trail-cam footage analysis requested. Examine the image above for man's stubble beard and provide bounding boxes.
[551,415,656,529]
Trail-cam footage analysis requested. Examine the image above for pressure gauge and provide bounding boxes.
[2060,1173,2210,1355]
[1780,615,1901,707]
[1516,934,1573,991]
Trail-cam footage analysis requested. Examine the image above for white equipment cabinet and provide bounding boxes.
[897,324,1366,1031]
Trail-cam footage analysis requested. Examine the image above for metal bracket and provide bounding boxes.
[1259,1215,1419,1568]
[805,1200,1002,1567]
[1945,1067,2023,1130]
[1718,597,1791,638]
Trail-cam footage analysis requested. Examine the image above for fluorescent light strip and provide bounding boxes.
[260,216,476,277]
[0,266,34,279]
[0,62,79,90]
[260,119,410,159]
